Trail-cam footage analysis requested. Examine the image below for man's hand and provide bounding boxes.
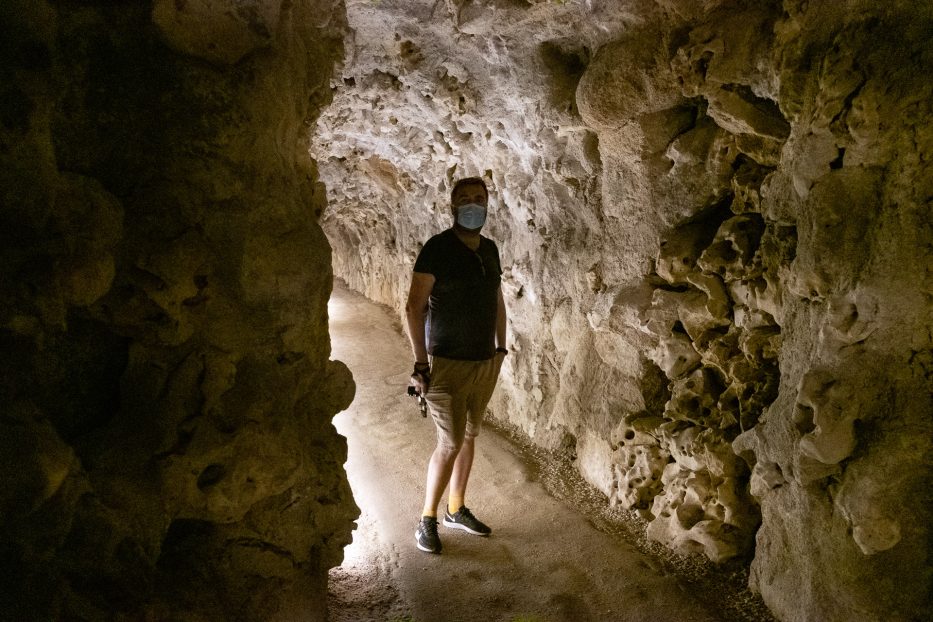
[411,362,431,395]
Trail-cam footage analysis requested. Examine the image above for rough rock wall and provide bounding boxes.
[0,2,354,620]
[313,1,932,620]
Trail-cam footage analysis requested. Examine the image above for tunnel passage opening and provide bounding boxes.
[316,0,788,580]
[314,3,933,622]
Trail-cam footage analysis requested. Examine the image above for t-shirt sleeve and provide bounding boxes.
[490,241,503,279]
[413,236,440,275]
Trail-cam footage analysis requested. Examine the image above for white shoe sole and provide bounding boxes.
[415,530,441,553]
[442,517,491,536]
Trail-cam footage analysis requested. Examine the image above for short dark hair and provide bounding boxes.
[450,177,488,203]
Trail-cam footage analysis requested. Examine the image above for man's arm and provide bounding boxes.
[495,286,507,350]
[406,271,436,363]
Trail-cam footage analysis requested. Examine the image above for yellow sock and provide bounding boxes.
[422,505,437,518]
[448,495,464,515]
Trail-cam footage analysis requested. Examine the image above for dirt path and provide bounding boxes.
[327,282,731,622]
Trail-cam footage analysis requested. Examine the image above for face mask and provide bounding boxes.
[456,203,487,230]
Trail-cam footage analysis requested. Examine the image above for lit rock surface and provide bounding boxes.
[0,1,352,620]
[313,1,933,621]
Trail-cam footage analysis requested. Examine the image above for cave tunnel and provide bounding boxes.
[1,1,931,621]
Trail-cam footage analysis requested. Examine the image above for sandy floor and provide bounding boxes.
[327,282,773,622]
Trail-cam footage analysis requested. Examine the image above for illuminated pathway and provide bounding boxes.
[327,281,726,622]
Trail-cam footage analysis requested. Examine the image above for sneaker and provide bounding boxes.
[415,516,442,554]
[443,506,492,536]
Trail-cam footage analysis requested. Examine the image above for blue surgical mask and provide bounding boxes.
[456,203,487,230]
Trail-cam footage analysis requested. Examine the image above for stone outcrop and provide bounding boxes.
[0,2,354,620]
[313,1,932,621]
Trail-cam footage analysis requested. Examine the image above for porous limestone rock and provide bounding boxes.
[607,414,669,509]
[697,214,766,283]
[311,1,931,621]
[794,367,859,470]
[0,2,353,620]
[646,460,757,563]
[610,442,669,510]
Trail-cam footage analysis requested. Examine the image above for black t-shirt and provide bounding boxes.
[413,228,502,360]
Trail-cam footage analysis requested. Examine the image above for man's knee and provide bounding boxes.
[436,434,465,456]
[464,419,483,441]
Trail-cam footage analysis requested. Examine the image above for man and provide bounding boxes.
[405,176,508,555]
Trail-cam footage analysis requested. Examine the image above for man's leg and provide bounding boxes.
[416,357,468,553]
[447,434,475,513]
[450,356,500,513]
[417,435,463,554]
[442,357,501,536]
[421,357,466,516]
[422,438,462,517]
[442,431,490,536]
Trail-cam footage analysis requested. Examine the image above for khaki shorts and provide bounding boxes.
[426,355,503,450]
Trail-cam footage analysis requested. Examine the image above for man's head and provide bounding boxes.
[451,177,488,206]
[450,177,489,232]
